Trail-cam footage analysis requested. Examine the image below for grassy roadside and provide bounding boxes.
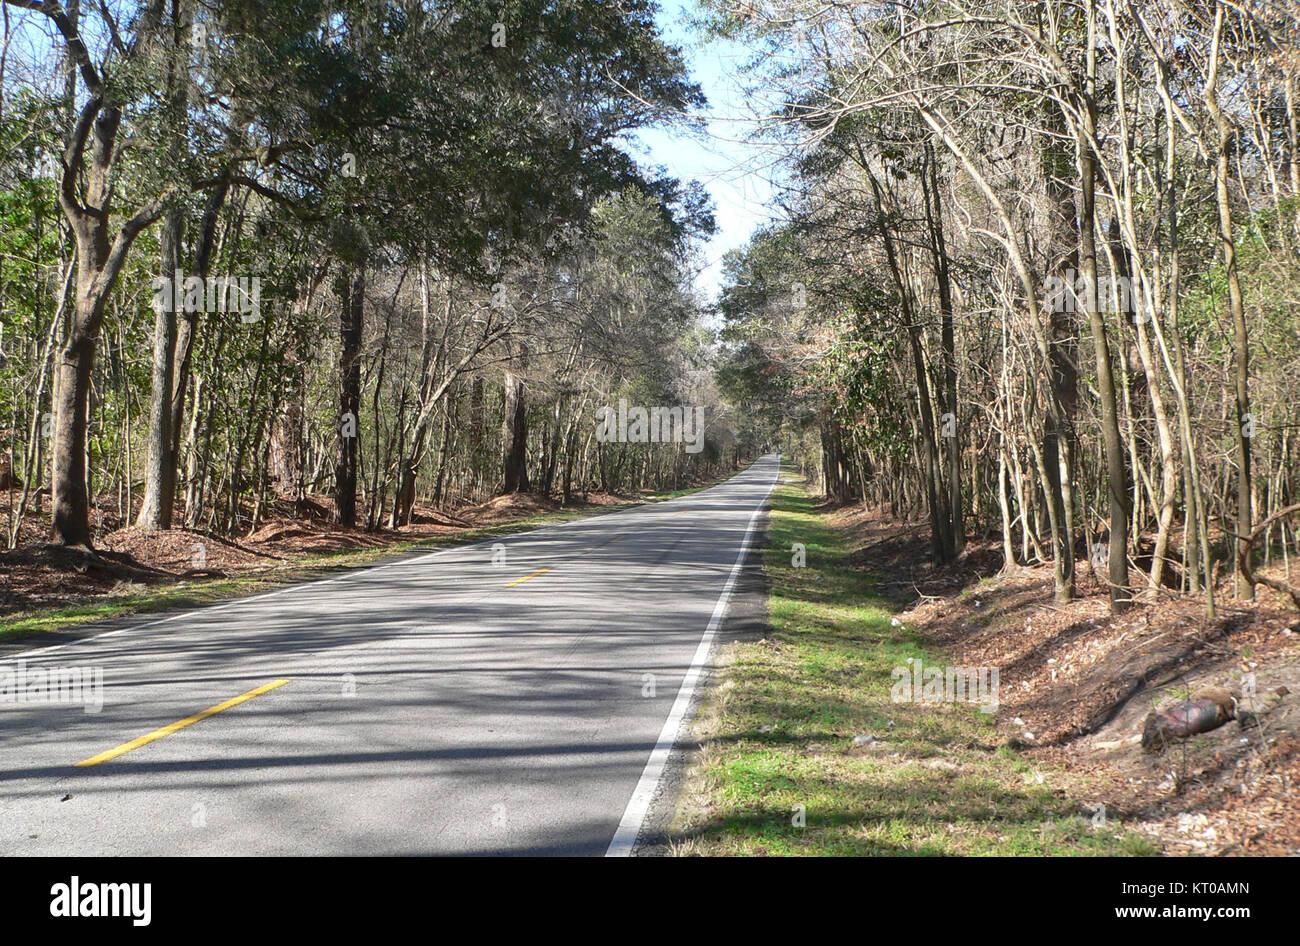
[669,476,1159,855]
[1,478,720,644]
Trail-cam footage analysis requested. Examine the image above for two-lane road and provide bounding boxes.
[0,455,779,855]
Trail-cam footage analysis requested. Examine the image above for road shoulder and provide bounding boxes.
[630,499,771,856]
[656,479,1158,856]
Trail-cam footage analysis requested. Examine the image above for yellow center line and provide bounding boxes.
[506,567,551,587]
[75,679,290,768]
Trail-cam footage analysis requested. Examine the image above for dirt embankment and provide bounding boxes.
[835,503,1300,856]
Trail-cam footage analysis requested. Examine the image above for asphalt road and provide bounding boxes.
[0,455,779,855]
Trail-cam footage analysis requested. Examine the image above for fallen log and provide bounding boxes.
[1141,686,1238,752]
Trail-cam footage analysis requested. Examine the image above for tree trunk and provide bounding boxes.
[1075,18,1131,610]
[136,207,182,530]
[333,267,364,526]
[500,369,530,493]
[50,332,95,546]
[923,141,963,554]
[1204,5,1254,599]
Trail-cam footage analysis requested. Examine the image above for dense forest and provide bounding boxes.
[2,0,1299,625]
[713,0,1300,615]
[0,0,746,557]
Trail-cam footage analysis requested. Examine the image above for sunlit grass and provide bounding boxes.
[671,481,1159,856]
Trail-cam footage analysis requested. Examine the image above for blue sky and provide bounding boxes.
[628,0,780,305]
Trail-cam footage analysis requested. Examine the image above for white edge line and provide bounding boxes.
[8,459,770,660]
[605,457,779,857]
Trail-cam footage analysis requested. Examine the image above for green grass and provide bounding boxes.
[1,482,721,643]
[670,477,1160,856]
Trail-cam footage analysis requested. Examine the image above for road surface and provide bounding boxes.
[0,455,779,855]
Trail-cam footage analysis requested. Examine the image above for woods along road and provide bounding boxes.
[0,456,779,856]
